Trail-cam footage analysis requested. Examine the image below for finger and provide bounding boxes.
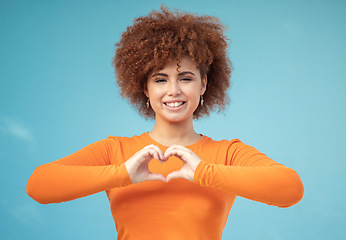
[149,145,165,162]
[165,147,189,163]
[166,170,184,182]
[144,144,164,162]
[165,145,181,157]
[145,149,160,162]
[147,173,166,182]
[165,148,202,172]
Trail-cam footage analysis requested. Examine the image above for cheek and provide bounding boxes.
[146,85,158,97]
[147,88,165,105]
[184,91,201,108]
[187,86,202,99]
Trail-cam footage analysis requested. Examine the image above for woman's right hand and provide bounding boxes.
[124,144,166,183]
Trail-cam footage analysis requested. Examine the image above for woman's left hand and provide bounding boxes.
[164,145,202,182]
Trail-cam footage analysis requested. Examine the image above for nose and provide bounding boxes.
[167,80,181,96]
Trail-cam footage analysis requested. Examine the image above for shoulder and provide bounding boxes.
[105,133,151,151]
[199,135,243,148]
[101,133,151,164]
[197,135,271,165]
[200,135,265,156]
[193,135,245,163]
[200,135,264,156]
[107,133,149,144]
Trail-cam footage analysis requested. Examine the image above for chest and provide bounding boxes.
[107,179,235,226]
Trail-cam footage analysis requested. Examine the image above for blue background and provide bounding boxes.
[1,0,345,239]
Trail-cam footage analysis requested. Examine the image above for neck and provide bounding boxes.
[149,116,200,146]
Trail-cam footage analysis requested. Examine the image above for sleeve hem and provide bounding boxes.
[118,163,133,186]
[193,161,207,184]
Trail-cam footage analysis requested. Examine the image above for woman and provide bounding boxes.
[27,6,304,240]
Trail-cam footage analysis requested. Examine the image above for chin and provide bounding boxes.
[165,114,193,123]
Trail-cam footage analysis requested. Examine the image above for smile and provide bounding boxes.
[164,102,185,108]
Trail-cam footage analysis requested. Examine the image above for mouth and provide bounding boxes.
[164,101,186,108]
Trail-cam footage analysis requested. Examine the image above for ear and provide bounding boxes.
[200,75,207,95]
[143,82,149,98]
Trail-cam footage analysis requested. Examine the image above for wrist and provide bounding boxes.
[192,159,202,172]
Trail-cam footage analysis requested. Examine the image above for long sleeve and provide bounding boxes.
[193,140,304,208]
[26,138,132,204]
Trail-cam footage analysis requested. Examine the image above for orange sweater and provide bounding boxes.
[27,133,304,240]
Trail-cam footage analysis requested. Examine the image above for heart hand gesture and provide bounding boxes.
[124,144,202,183]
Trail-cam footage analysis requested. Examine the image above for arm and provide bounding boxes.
[26,138,132,204]
[194,141,304,208]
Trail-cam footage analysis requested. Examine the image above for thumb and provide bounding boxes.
[166,170,184,182]
[146,173,166,182]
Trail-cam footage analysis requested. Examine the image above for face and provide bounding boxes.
[144,57,207,123]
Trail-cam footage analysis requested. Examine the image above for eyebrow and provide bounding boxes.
[151,71,195,78]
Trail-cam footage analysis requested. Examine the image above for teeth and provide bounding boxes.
[166,102,183,108]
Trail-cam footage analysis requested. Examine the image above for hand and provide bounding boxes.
[124,144,166,183]
[164,145,202,182]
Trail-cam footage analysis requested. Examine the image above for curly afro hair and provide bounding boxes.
[113,6,231,119]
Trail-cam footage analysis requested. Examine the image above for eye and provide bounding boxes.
[180,77,192,81]
[155,79,167,83]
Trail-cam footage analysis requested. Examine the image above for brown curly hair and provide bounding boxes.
[113,6,231,119]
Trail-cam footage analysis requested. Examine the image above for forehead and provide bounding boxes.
[154,57,199,74]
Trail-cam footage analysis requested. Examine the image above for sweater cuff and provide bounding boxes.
[116,163,133,187]
[193,161,208,185]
